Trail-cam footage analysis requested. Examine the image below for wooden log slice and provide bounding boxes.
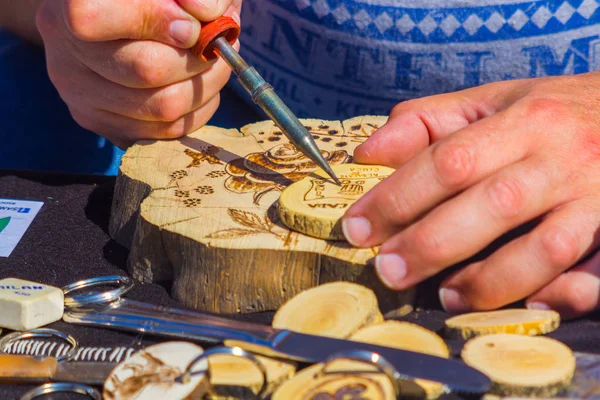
[272,281,382,338]
[206,354,296,400]
[444,309,560,339]
[277,163,395,240]
[103,341,208,400]
[350,321,450,399]
[108,116,415,315]
[461,333,576,397]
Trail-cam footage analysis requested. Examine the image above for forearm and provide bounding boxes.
[0,0,45,46]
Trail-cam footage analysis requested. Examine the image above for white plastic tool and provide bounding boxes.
[0,278,64,330]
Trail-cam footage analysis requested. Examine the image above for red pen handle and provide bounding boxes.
[191,16,241,62]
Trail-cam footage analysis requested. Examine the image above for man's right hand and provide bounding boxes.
[36,0,241,148]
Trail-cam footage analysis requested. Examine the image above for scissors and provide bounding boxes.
[56,275,491,395]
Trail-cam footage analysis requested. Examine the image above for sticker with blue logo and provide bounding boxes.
[234,0,600,120]
[0,199,43,257]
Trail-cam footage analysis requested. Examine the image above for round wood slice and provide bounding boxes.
[277,163,395,240]
[212,281,380,397]
[350,321,450,399]
[108,115,415,315]
[103,341,208,400]
[272,361,399,400]
[444,309,560,339]
[461,333,575,397]
[272,281,382,338]
[206,353,296,400]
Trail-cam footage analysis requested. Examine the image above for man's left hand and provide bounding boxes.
[342,73,600,319]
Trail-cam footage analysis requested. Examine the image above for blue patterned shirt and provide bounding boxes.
[1,0,599,175]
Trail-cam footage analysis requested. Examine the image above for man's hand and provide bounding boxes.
[35,0,241,148]
[341,73,600,320]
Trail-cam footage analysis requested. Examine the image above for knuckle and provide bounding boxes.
[540,225,580,269]
[153,86,189,122]
[465,270,509,310]
[378,187,411,224]
[485,176,525,218]
[411,224,448,264]
[432,142,473,189]
[521,96,569,124]
[562,275,597,316]
[579,127,600,162]
[130,46,165,88]
[63,0,99,41]
[469,287,502,310]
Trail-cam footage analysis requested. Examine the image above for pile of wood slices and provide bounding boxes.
[260,281,571,400]
[102,281,573,399]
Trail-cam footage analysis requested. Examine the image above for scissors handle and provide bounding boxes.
[62,276,276,346]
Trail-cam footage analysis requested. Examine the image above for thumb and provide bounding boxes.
[63,0,201,48]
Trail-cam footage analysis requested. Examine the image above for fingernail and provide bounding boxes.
[170,20,195,45]
[375,254,407,289]
[439,288,470,313]
[342,217,371,247]
[527,302,551,310]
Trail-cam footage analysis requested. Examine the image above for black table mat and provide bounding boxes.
[1,169,599,399]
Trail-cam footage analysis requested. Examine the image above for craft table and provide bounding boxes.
[1,169,599,400]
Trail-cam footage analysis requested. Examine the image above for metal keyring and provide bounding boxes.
[19,382,101,400]
[0,329,78,363]
[317,349,402,397]
[63,275,134,308]
[176,346,269,399]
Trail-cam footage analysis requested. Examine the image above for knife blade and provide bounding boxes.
[63,299,492,394]
[0,354,115,385]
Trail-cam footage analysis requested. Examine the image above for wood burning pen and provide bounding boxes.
[191,17,342,185]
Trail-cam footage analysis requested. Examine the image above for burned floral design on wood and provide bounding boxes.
[205,208,287,241]
[163,120,383,243]
[224,143,350,205]
[345,123,381,142]
[307,380,385,400]
[184,146,223,167]
[104,351,182,399]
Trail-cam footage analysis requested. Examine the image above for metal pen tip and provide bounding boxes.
[322,164,342,186]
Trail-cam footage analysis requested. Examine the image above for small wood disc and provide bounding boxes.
[277,163,395,240]
[444,309,560,339]
[272,361,398,400]
[461,333,576,397]
[103,341,208,400]
[272,281,381,338]
[350,321,450,399]
[206,354,296,399]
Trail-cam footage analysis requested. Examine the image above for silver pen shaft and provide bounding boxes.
[211,37,341,185]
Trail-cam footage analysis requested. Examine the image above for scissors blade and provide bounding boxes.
[53,361,116,384]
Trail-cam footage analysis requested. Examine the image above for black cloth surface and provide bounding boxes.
[1,169,599,399]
